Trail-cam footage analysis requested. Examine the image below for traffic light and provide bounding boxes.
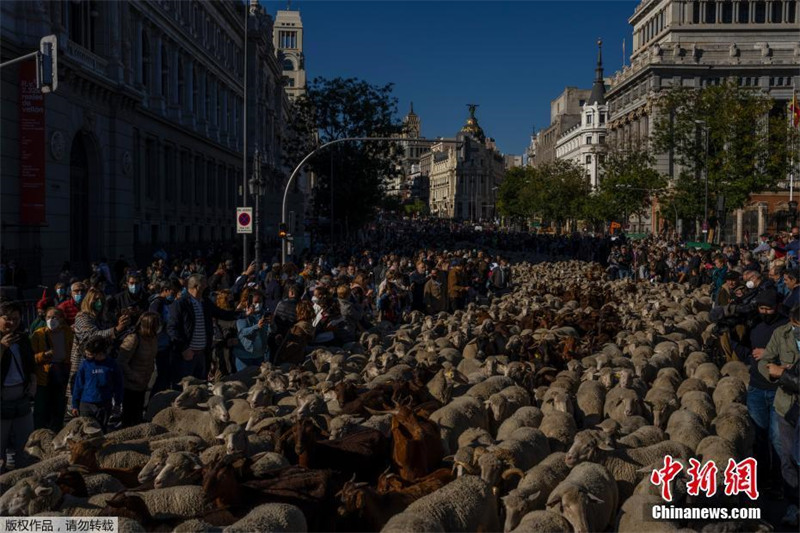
[278,223,288,238]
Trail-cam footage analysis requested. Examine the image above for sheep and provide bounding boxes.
[711,408,754,458]
[696,435,738,468]
[153,452,204,488]
[52,417,103,450]
[381,474,499,533]
[173,385,210,408]
[23,429,57,462]
[684,351,711,378]
[249,452,290,478]
[144,390,181,421]
[719,360,749,384]
[540,388,574,416]
[575,380,605,429]
[617,493,682,532]
[465,375,515,401]
[538,411,577,453]
[105,423,170,443]
[477,428,550,485]
[83,472,126,495]
[0,455,71,493]
[546,462,619,533]
[485,386,531,430]
[650,367,682,394]
[712,376,747,412]
[508,510,572,533]
[603,388,645,424]
[224,502,308,533]
[677,377,709,398]
[151,401,230,444]
[617,425,666,448]
[643,387,679,429]
[665,408,710,451]
[503,451,571,530]
[680,391,717,427]
[132,485,212,519]
[428,395,490,455]
[693,362,721,389]
[495,406,544,441]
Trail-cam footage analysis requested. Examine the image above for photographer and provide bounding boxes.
[233,290,270,370]
[108,272,149,322]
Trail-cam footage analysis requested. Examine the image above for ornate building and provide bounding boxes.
[531,87,592,166]
[387,103,431,199]
[555,40,609,189]
[424,106,505,221]
[273,6,306,101]
[1,0,295,285]
[605,0,800,237]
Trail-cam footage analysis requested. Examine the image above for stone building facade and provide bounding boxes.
[531,87,592,166]
[555,41,609,189]
[387,103,431,199]
[424,108,505,221]
[605,0,800,237]
[273,7,306,101]
[1,0,296,286]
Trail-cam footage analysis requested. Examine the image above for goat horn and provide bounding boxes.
[501,467,525,481]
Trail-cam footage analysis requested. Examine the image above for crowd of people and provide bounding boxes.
[1,219,798,507]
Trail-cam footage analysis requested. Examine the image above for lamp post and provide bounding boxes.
[241,1,256,270]
[280,137,461,264]
[695,120,709,239]
[248,150,263,265]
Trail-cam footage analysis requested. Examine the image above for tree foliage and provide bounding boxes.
[651,81,795,222]
[283,77,403,233]
[590,144,666,222]
[497,160,592,227]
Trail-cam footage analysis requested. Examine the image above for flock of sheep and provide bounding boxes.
[0,260,771,533]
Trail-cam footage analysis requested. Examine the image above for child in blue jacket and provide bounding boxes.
[71,336,123,431]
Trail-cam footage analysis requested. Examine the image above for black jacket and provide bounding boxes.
[110,288,149,320]
[779,362,799,395]
[1,333,36,389]
[731,315,789,390]
[167,296,238,354]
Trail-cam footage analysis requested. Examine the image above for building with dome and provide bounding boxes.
[423,105,505,220]
[555,40,609,189]
[386,103,431,199]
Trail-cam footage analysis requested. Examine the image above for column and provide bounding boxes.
[700,1,707,22]
[734,1,740,22]
[153,34,163,110]
[135,19,143,86]
[757,203,767,236]
[750,0,756,21]
[717,1,723,21]
[767,0,772,21]
[185,59,194,121]
[735,209,744,243]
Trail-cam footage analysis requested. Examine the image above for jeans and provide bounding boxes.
[1,385,34,465]
[617,268,632,280]
[174,349,207,382]
[747,386,783,488]
[151,349,173,395]
[777,414,799,500]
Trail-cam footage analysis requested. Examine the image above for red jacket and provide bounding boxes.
[57,299,81,326]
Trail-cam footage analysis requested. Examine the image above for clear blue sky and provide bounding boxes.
[264,1,637,155]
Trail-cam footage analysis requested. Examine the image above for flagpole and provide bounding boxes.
[791,81,795,203]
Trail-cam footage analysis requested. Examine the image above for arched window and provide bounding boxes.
[283,58,294,71]
[141,31,150,87]
[161,43,169,99]
[177,56,184,106]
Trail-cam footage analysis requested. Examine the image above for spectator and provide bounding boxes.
[423,268,446,315]
[54,282,69,306]
[210,289,238,380]
[268,283,299,356]
[408,262,427,312]
[117,312,159,427]
[274,301,315,366]
[783,270,799,315]
[233,290,270,370]
[57,281,86,326]
[167,274,238,381]
[148,280,180,394]
[30,307,72,431]
[0,301,36,470]
[28,296,49,334]
[71,336,123,432]
[109,272,149,322]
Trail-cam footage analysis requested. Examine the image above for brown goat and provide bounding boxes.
[387,405,444,482]
[67,437,142,488]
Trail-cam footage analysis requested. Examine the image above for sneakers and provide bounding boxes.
[782,504,799,527]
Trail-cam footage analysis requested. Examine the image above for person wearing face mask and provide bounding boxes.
[782,270,799,315]
[760,304,800,526]
[66,288,130,413]
[730,290,788,498]
[54,282,69,306]
[29,296,51,334]
[57,282,86,326]
[233,291,271,370]
[786,226,800,256]
[30,307,73,431]
[109,274,149,322]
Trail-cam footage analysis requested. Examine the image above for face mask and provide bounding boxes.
[92,300,103,313]
[746,281,756,290]
[56,288,65,297]
[311,296,319,304]
[253,303,262,313]
[759,312,777,325]
[46,318,59,330]
[128,284,140,294]
[73,293,84,304]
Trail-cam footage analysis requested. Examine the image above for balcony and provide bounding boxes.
[66,40,108,77]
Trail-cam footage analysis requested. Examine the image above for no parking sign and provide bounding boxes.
[236,207,253,234]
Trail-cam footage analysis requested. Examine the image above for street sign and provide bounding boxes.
[236,207,253,234]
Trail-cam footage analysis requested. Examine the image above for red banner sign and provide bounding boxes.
[19,60,46,225]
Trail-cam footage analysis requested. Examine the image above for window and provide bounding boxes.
[181,150,191,205]
[141,31,150,87]
[161,43,169,99]
[145,139,156,200]
[192,66,198,112]
[177,57,184,106]
[279,31,297,49]
[164,145,176,202]
[692,1,701,22]
[217,165,225,209]
[586,113,593,125]
[721,1,733,22]
[739,1,750,22]
[282,58,294,71]
[788,1,797,23]
[705,1,716,22]
[579,99,585,106]
[754,1,766,22]
[285,77,295,88]
[194,156,202,206]
[585,155,592,164]
[68,0,97,51]
[599,113,606,125]
[205,75,210,119]
[599,135,606,144]
[216,83,221,127]
[133,129,141,209]
[206,161,215,207]
[585,135,592,145]
[771,0,783,22]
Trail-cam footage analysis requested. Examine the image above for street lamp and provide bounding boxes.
[695,119,709,239]
[248,150,263,264]
[280,137,461,264]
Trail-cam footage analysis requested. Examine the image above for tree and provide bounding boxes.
[283,77,403,235]
[651,81,795,224]
[403,198,428,217]
[590,144,666,224]
[496,166,533,222]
